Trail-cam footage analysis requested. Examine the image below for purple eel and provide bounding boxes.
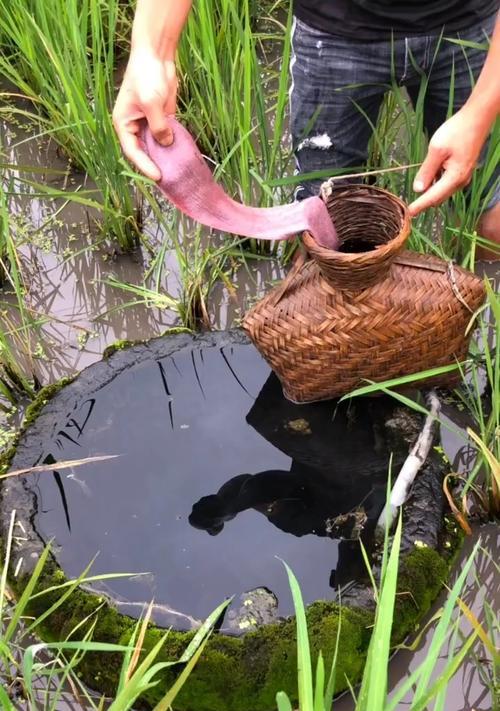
[142,118,339,250]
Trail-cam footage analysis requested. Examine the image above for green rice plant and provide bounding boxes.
[0,156,107,405]
[100,223,238,331]
[362,50,500,264]
[135,179,243,329]
[177,0,294,254]
[0,0,140,251]
[453,546,500,709]
[277,521,496,711]
[450,280,500,516]
[379,36,498,262]
[333,34,499,264]
[0,178,36,403]
[0,508,229,709]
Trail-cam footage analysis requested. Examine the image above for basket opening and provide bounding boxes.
[339,238,380,253]
[326,188,405,255]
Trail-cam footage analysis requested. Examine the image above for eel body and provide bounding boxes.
[142,118,339,250]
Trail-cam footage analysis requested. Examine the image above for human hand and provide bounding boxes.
[409,107,490,216]
[113,50,178,181]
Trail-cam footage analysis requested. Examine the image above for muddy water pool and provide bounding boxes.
[22,337,411,630]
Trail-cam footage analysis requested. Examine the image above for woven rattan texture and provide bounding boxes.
[243,186,486,403]
[303,185,411,290]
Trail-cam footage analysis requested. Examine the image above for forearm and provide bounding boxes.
[131,0,192,60]
[463,14,500,131]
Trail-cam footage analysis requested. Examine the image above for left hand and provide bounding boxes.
[409,106,489,216]
[113,50,178,181]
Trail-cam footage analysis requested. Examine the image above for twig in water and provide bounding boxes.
[1,455,119,480]
[376,390,441,533]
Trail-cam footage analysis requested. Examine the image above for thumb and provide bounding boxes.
[144,101,173,147]
[413,144,447,193]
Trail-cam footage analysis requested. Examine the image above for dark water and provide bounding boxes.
[27,340,407,632]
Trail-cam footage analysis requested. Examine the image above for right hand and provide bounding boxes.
[113,50,178,181]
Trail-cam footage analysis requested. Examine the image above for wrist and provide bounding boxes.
[131,35,176,62]
[463,92,499,136]
[128,47,174,71]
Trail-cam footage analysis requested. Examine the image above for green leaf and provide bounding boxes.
[23,641,131,693]
[313,651,325,711]
[356,515,402,711]
[386,541,480,711]
[276,691,293,711]
[323,606,342,711]
[281,560,314,711]
[3,544,51,646]
[410,629,479,711]
[153,599,231,711]
[0,684,15,710]
[339,362,462,401]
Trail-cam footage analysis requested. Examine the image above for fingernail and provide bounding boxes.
[413,180,424,192]
[158,128,173,147]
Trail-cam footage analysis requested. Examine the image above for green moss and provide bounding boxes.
[392,546,448,642]
[102,339,137,359]
[442,514,466,561]
[0,441,18,475]
[0,378,74,475]
[11,548,445,710]
[23,378,73,428]
[103,327,193,360]
[160,326,194,338]
[5,534,457,711]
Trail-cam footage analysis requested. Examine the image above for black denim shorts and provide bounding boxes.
[290,13,500,208]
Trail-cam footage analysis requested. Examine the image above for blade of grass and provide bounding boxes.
[281,560,314,711]
[356,515,402,711]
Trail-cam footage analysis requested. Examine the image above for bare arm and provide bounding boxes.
[130,0,192,60]
[410,15,500,215]
[113,0,192,180]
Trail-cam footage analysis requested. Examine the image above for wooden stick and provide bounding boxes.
[376,390,441,533]
[1,455,119,479]
[321,162,422,190]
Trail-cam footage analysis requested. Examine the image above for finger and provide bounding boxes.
[165,80,178,116]
[117,123,162,181]
[143,99,173,146]
[408,169,463,216]
[413,144,447,193]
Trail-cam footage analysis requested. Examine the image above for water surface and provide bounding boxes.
[28,339,405,631]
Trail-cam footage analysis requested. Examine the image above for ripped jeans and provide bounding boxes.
[290,13,500,208]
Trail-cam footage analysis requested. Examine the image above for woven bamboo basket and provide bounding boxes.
[243,184,486,403]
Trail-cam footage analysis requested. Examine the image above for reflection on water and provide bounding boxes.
[26,339,410,632]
